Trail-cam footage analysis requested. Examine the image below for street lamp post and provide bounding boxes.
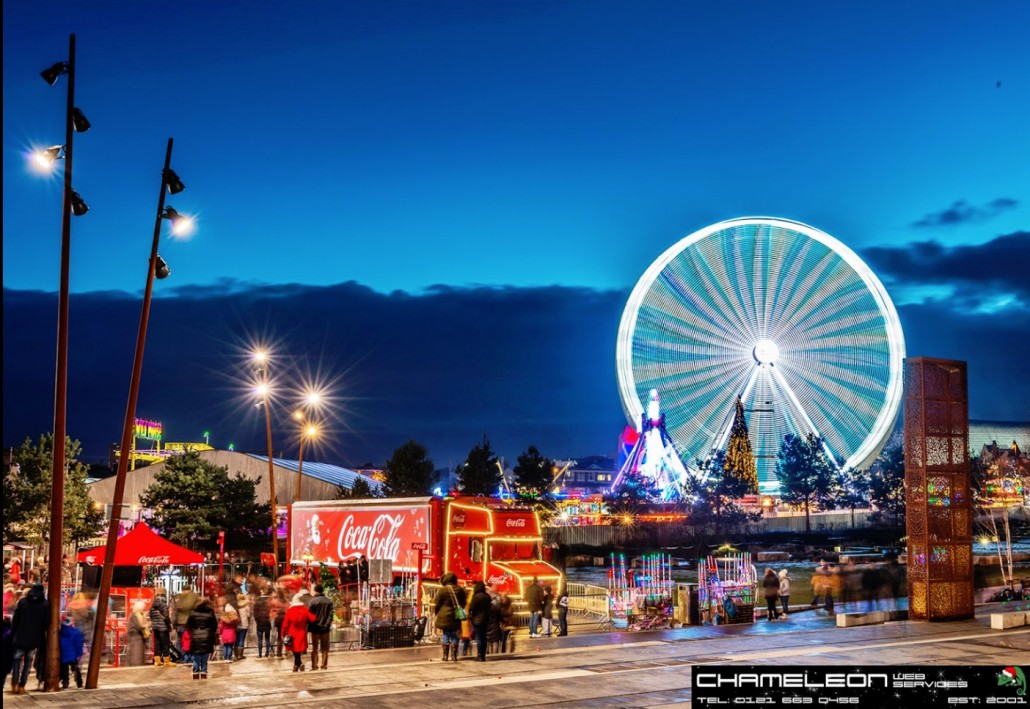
[292,390,322,503]
[253,354,279,576]
[294,416,318,503]
[85,138,190,689]
[38,33,93,693]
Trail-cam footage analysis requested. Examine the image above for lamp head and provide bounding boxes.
[165,168,185,195]
[69,190,89,216]
[40,62,68,86]
[33,145,64,170]
[71,107,91,133]
[154,255,171,279]
[161,206,194,236]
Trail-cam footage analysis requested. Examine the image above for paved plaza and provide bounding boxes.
[6,602,1028,708]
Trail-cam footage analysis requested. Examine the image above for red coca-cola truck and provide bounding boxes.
[289,496,562,597]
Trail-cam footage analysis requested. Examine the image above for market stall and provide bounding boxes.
[698,553,757,625]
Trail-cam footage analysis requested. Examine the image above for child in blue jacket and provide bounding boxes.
[59,617,85,689]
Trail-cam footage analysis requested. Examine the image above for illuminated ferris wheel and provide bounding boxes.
[615,217,906,493]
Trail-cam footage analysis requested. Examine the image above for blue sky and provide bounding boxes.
[3,1,1028,464]
[5,0,1027,295]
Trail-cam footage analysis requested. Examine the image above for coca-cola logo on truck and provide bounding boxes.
[451,512,466,530]
[505,518,527,529]
[337,513,404,562]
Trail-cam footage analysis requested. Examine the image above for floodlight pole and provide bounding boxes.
[260,387,279,575]
[45,32,76,693]
[85,138,175,690]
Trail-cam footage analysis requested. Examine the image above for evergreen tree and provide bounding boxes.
[456,435,501,495]
[687,450,759,537]
[723,398,759,494]
[605,467,660,504]
[140,451,269,551]
[513,445,553,500]
[338,475,379,499]
[868,435,905,528]
[382,440,434,497]
[774,433,836,533]
[2,434,105,546]
[838,464,871,528]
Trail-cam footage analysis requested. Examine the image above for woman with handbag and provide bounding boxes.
[281,593,316,673]
[431,572,466,662]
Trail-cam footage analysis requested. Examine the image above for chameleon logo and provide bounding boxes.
[998,666,1027,696]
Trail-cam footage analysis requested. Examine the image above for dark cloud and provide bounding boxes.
[2,283,628,467]
[863,232,1030,308]
[5,273,1027,469]
[911,197,1019,228]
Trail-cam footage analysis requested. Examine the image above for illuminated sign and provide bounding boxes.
[133,418,163,441]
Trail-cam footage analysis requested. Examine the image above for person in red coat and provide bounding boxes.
[280,593,315,672]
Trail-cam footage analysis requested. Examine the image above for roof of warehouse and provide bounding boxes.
[247,455,383,490]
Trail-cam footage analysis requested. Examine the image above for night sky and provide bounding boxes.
[3,1,1028,467]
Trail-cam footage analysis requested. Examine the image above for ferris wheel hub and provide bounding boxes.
[753,339,779,365]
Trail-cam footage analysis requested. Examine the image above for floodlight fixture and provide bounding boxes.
[70,190,89,216]
[165,168,185,194]
[154,255,171,279]
[34,145,65,169]
[71,107,91,132]
[40,61,68,86]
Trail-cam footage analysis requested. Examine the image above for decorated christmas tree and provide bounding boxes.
[724,397,759,494]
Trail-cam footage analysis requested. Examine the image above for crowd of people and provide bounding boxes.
[432,574,569,663]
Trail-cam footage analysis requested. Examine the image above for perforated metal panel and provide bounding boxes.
[904,357,973,621]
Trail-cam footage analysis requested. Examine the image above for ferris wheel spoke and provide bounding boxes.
[638,304,743,352]
[769,364,841,467]
[684,244,760,345]
[713,366,760,452]
[775,363,876,453]
[770,250,842,341]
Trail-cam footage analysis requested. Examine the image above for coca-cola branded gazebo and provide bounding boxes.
[78,522,204,566]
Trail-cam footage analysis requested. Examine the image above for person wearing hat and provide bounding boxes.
[58,617,84,689]
[778,570,791,618]
[281,593,315,672]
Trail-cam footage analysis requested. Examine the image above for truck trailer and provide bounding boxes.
[289,496,562,597]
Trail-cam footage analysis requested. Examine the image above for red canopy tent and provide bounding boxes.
[78,522,204,566]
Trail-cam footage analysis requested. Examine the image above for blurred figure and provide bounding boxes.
[253,588,272,658]
[126,600,150,666]
[235,594,251,660]
[58,617,84,689]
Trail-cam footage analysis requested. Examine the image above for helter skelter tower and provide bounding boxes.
[611,388,692,499]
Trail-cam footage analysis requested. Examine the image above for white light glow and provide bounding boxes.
[753,339,779,365]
